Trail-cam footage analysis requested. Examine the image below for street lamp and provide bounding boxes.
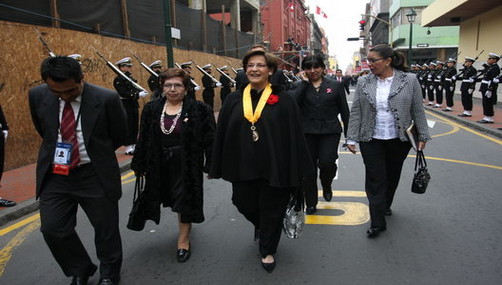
[406,8,417,66]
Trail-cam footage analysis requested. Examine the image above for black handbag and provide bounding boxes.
[411,150,430,194]
[127,176,147,231]
[283,186,305,239]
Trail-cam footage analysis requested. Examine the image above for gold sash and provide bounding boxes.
[242,84,272,141]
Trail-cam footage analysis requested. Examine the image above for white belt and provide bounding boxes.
[462,79,471,82]
[434,80,441,82]
[481,80,491,84]
[445,78,452,82]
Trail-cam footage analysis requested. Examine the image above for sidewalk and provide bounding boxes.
[424,95,502,139]
[1,96,501,226]
[0,147,132,226]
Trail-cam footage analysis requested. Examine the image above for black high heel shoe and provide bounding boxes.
[261,258,276,273]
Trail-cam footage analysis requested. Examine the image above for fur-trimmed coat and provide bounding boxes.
[131,96,215,224]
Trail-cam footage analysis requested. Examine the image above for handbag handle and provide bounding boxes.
[414,150,427,171]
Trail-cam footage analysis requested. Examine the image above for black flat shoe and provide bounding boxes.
[0,198,16,207]
[385,209,392,216]
[70,264,97,285]
[261,260,276,273]
[367,226,387,238]
[323,189,333,202]
[306,206,317,215]
[177,248,191,263]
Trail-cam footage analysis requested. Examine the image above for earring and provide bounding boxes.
[268,73,272,75]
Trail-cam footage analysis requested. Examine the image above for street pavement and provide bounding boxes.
[0,92,501,284]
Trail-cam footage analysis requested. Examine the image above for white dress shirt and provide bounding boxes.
[373,75,398,140]
[58,95,90,165]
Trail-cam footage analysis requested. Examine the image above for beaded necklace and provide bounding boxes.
[160,101,182,135]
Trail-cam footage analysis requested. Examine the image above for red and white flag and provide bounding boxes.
[315,6,328,18]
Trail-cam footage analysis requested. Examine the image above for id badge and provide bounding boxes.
[53,142,72,175]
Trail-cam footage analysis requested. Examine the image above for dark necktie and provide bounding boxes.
[61,102,80,168]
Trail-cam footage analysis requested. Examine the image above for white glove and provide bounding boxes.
[438,86,442,91]
[493,78,500,84]
[194,86,201,91]
[452,76,456,81]
[468,78,474,83]
[468,89,474,95]
[216,82,222,87]
[450,87,454,92]
[139,91,148,98]
[2,130,7,140]
[486,91,492,98]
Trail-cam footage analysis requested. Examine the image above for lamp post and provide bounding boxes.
[406,8,417,66]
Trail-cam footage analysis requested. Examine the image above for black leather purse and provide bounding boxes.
[411,150,430,194]
[127,176,147,231]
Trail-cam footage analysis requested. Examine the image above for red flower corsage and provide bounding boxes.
[267,94,279,105]
[326,88,333,94]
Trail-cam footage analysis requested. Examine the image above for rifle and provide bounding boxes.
[474,49,484,61]
[132,54,158,77]
[212,63,236,85]
[34,28,56,57]
[174,63,201,90]
[191,60,222,86]
[93,47,147,92]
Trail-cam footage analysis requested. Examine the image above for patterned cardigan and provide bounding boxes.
[347,70,431,143]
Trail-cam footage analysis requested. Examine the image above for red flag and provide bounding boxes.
[288,3,295,11]
[316,6,321,15]
[323,12,328,18]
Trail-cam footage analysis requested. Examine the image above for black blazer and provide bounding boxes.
[29,82,128,200]
[290,77,350,137]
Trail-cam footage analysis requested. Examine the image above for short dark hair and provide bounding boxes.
[301,54,326,70]
[41,56,83,83]
[158,68,190,90]
[369,44,408,72]
[249,44,268,52]
[242,50,278,74]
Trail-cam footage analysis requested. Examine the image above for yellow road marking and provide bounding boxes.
[425,110,502,145]
[306,201,370,225]
[0,219,41,275]
[317,190,366,197]
[430,120,460,138]
[0,214,40,237]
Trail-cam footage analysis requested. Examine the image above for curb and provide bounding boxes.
[0,162,132,227]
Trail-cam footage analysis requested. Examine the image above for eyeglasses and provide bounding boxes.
[366,58,385,63]
[246,63,268,69]
[163,83,185,89]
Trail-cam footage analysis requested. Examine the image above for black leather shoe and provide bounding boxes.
[98,278,115,285]
[177,248,191,263]
[385,209,392,216]
[458,113,472,117]
[323,189,333,202]
[366,226,387,238]
[70,264,97,285]
[477,119,494,124]
[306,206,317,215]
[261,260,276,273]
[0,198,16,207]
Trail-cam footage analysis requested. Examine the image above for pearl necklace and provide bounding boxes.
[160,101,182,135]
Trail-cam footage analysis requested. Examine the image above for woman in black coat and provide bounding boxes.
[131,68,215,262]
[210,50,313,273]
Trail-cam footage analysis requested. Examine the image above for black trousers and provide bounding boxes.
[304,133,341,208]
[359,139,411,228]
[435,85,443,104]
[202,89,214,109]
[444,82,455,107]
[481,90,495,117]
[39,164,122,279]
[121,99,139,145]
[427,83,435,102]
[231,180,292,258]
[460,88,473,111]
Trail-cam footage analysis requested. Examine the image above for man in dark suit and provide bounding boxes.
[333,69,350,95]
[29,56,127,285]
[0,104,16,207]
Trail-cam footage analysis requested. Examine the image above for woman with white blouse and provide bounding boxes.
[346,44,431,238]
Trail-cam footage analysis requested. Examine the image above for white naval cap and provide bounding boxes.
[436,60,444,65]
[447,58,457,63]
[149,60,162,68]
[488,53,500,60]
[464,56,475,62]
[68,54,82,64]
[180,61,192,67]
[201,64,212,70]
[422,63,429,67]
[115,57,132,66]
[219,65,228,71]
[429,62,437,66]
